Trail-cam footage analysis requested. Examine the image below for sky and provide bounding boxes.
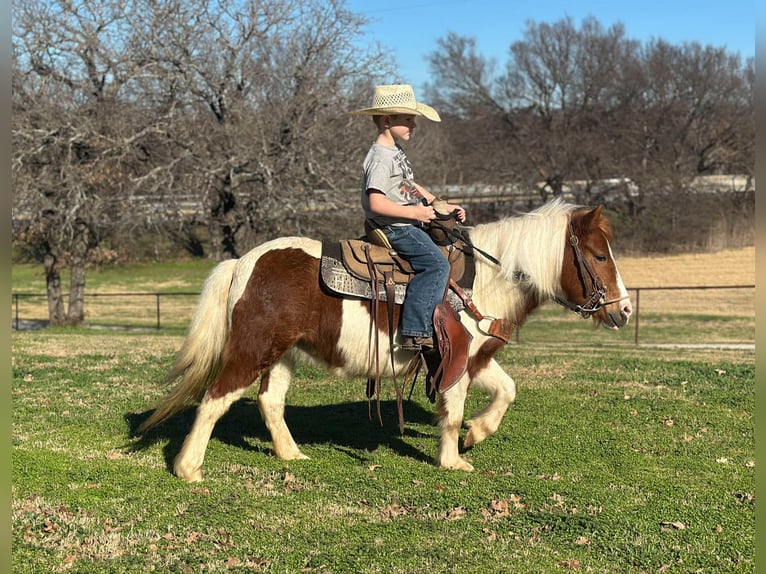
[345,0,755,92]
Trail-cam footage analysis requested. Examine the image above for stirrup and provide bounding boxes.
[399,336,434,352]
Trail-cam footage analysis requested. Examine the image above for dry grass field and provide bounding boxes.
[617,246,754,287]
[616,246,754,316]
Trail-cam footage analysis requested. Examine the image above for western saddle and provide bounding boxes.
[319,207,513,432]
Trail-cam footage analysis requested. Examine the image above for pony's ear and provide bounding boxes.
[581,205,603,230]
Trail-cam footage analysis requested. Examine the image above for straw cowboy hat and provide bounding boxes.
[351,84,441,122]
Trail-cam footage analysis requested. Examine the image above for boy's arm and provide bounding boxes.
[414,183,466,222]
[368,190,435,223]
[413,183,436,205]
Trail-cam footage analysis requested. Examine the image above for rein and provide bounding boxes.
[428,218,501,266]
[554,222,626,318]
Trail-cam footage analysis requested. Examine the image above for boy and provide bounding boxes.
[352,84,466,350]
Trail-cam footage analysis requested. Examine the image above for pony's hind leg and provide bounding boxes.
[174,386,248,482]
[435,376,474,471]
[258,357,309,461]
[463,358,516,450]
[174,346,265,481]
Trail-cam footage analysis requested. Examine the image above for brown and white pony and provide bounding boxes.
[139,199,632,481]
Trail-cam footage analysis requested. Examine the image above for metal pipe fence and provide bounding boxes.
[626,285,754,345]
[11,285,755,345]
[11,292,200,331]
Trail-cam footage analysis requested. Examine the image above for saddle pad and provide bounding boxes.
[319,253,469,312]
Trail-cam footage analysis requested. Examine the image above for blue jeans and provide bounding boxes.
[380,224,451,338]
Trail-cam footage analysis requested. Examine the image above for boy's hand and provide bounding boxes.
[413,203,437,223]
[445,203,466,223]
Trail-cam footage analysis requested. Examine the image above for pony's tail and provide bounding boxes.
[138,258,239,433]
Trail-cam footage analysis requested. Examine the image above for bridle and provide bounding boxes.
[554,222,627,319]
[432,212,626,320]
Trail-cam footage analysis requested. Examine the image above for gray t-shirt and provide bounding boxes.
[360,143,424,226]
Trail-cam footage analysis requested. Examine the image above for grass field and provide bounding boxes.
[11,247,755,572]
[12,332,754,573]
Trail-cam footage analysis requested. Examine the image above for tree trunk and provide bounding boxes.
[208,216,222,261]
[66,221,89,325]
[43,251,66,326]
[209,184,240,260]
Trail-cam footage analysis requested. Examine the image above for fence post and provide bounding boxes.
[634,288,640,346]
[156,294,161,330]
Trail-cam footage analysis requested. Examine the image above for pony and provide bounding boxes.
[138,199,632,481]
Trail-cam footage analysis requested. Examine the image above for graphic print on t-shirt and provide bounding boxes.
[394,146,423,203]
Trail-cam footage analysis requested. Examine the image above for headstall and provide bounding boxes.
[555,223,612,319]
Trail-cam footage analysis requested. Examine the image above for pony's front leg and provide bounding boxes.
[258,358,309,461]
[464,358,516,449]
[435,376,474,471]
[174,387,247,482]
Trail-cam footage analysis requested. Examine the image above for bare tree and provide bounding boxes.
[122,0,392,258]
[13,0,391,324]
[12,0,164,325]
[425,16,753,217]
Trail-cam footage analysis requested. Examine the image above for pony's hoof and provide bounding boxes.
[463,426,488,450]
[174,463,203,482]
[438,457,475,472]
[275,450,310,461]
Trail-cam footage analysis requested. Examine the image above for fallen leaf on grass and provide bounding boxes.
[446,506,466,520]
[575,536,590,546]
[537,473,562,481]
[734,492,754,504]
[42,519,58,533]
[482,499,510,519]
[555,559,580,569]
[380,503,409,520]
[482,528,497,541]
[660,521,687,531]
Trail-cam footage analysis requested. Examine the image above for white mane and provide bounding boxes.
[468,198,578,322]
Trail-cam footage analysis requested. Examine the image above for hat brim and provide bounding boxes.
[351,103,441,122]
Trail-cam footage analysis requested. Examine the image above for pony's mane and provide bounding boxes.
[470,197,579,302]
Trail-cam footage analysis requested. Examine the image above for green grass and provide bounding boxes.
[516,307,754,346]
[12,261,217,293]
[12,331,754,573]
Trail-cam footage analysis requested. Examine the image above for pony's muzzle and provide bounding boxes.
[602,297,632,330]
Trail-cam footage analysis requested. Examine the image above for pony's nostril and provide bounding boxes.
[623,302,633,317]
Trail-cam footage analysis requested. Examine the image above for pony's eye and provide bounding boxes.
[594,254,607,263]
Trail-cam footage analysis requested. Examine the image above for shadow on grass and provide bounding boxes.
[126,397,437,474]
